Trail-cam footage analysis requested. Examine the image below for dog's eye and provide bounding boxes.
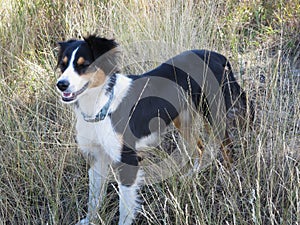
[76,57,90,68]
[78,62,90,67]
[59,61,67,73]
[76,63,90,71]
[60,61,66,67]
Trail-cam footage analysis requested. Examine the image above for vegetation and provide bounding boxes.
[0,0,299,224]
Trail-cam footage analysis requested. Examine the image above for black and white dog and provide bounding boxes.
[56,35,253,224]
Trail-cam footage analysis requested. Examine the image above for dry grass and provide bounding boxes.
[0,0,299,224]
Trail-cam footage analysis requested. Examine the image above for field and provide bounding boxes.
[0,0,299,224]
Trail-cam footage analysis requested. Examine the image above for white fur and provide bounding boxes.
[118,169,144,225]
[110,73,133,112]
[57,47,90,101]
[57,57,138,224]
[75,110,122,162]
[135,132,159,150]
[78,149,111,224]
[75,84,109,117]
[74,74,132,162]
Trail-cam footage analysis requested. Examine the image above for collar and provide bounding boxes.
[81,74,116,123]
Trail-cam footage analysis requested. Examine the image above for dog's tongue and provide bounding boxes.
[63,92,72,97]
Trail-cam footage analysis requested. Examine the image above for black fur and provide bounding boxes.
[57,36,118,75]
[83,35,118,60]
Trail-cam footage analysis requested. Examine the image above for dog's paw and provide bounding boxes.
[76,218,89,225]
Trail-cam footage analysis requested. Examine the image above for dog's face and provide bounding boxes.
[56,35,118,103]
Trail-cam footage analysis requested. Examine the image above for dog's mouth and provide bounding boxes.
[61,82,89,102]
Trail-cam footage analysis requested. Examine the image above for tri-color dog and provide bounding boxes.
[56,35,253,224]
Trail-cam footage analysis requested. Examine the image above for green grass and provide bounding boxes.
[0,0,299,224]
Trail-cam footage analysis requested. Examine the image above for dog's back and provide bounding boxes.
[112,50,253,140]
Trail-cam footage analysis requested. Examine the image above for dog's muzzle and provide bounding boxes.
[57,80,89,103]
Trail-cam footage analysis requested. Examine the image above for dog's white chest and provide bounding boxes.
[75,114,122,162]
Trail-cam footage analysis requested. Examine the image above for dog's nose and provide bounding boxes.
[57,79,70,92]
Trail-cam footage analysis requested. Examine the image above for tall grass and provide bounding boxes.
[0,0,299,224]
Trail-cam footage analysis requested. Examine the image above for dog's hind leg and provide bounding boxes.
[220,130,234,167]
[173,113,204,173]
[192,138,205,171]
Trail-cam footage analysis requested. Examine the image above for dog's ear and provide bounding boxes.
[84,35,118,59]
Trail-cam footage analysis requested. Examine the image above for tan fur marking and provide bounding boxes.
[82,69,106,88]
[173,116,181,130]
[197,139,204,150]
[196,138,204,158]
[77,57,85,66]
[220,131,234,166]
[63,56,68,64]
[173,116,206,158]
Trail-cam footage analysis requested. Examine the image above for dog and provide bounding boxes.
[56,35,253,224]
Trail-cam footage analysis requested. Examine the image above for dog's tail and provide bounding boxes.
[223,58,255,130]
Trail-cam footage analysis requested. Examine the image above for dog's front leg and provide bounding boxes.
[79,153,110,225]
[117,149,142,225]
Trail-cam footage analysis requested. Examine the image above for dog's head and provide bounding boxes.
[56,35,119,103]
